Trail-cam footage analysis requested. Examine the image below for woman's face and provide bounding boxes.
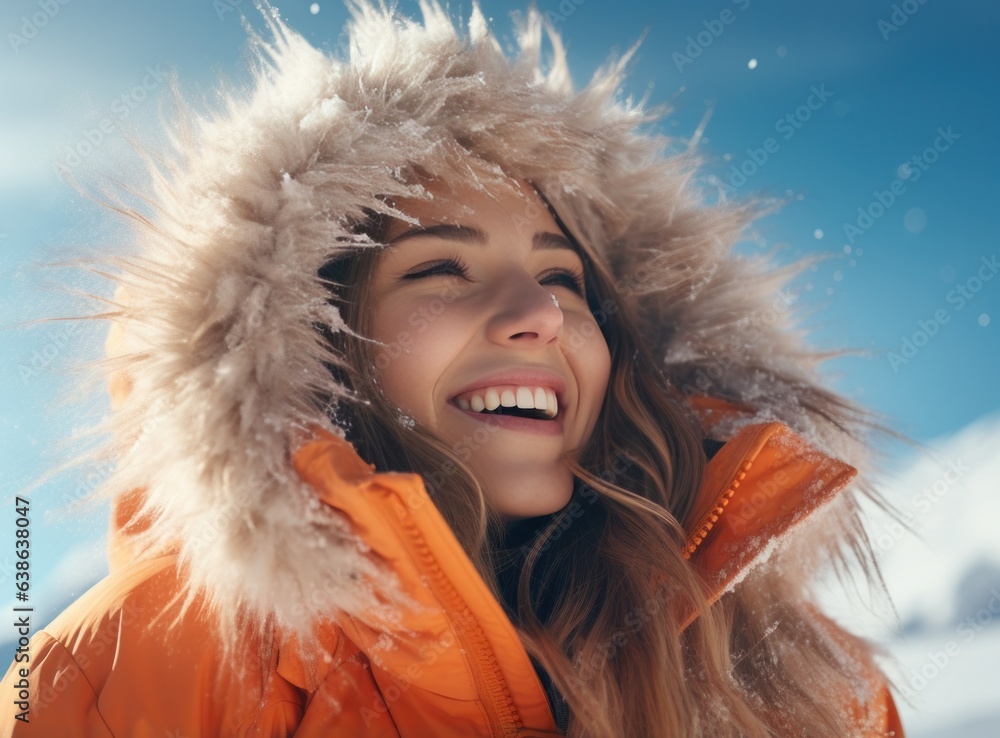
[368,179,612,520]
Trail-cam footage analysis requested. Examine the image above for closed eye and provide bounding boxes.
[404,256,586,296]
[540,268,586,295]
[403,257,471,281]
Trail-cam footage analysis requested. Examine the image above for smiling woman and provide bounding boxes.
[0,1,906,736]
[363,178,611,520]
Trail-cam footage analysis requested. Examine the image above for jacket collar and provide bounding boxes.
[276,396,857,732]
[679,398,857,630]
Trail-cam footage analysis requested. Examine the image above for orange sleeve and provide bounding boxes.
[0,557,304,736]
[0,632,114,737]
[0,629,302,737]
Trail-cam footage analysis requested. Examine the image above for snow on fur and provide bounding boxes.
[76,0,880,648]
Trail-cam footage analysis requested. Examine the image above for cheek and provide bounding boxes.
[570,313,612,392]
[369,305,405,370]
[369,298,463,421]
[587,335,612,407]
[369,305,419,413]
[562,312,612,433]
[581,334,611,441]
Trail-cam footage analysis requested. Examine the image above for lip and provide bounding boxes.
[448,403,564,436]
[448,367,567,409]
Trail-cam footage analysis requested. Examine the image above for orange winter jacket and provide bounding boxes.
[0,397,903,737]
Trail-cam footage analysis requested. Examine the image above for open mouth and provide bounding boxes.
[449,386,562,422]
[468,405,554,421]
[448,400,564,436]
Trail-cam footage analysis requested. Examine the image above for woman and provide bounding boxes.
[1,2,905,735]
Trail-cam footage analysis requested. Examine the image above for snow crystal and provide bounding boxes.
[373,633,397,652]
[317,303,348,333]
[300,96,347,132]
[723,534,782,595]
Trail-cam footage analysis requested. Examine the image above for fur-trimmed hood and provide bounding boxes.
[85,0,883,644]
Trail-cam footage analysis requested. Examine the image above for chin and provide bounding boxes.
[496,492,574,521]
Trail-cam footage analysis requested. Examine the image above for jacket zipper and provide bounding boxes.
[682,423,782,560]
[392,498,522,737]
[682,457,754,560]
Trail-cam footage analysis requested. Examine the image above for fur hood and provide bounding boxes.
[79,0,884,642]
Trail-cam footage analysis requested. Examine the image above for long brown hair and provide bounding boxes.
[317,173,885,737]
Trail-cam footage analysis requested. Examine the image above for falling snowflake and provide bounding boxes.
[904,207,927,233]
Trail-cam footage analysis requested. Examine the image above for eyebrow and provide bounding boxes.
[387,223,576,253]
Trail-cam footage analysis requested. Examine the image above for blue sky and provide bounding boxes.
[1,1,998,707]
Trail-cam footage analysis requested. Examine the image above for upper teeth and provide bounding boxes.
[454,385,559,418]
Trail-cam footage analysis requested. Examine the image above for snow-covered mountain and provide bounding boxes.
[822,409,1000,736]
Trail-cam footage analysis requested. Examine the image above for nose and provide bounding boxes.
[485,270,564,346]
